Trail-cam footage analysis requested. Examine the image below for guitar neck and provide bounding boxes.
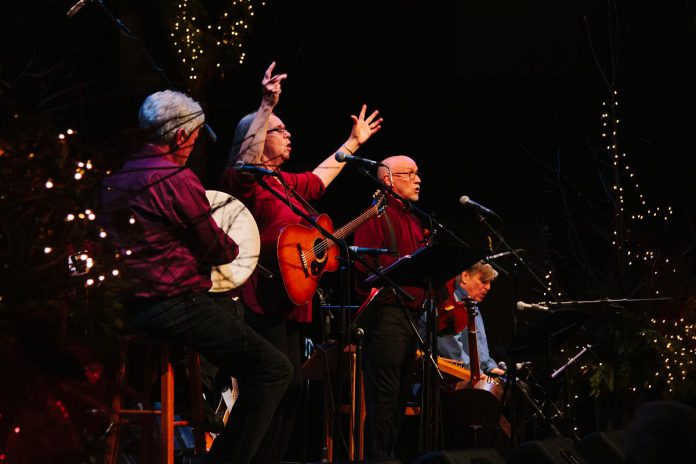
[329,204,380,243]
[467,305,482,382]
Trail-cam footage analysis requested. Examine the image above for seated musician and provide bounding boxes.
[99,88,293,464]
[437,261,505,377]
[427,260,530,447]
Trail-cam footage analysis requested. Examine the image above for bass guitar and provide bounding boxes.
[277,193,387,305]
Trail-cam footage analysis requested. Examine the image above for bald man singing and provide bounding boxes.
[352,155,426,458]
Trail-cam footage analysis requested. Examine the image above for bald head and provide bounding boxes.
[378,155,421,202]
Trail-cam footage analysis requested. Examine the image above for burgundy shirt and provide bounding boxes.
[353,196,428,310]
[219,167,326,322]
[100,146,239,298]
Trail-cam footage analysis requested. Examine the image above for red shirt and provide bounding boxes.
[219,167,326,322]
[352,196,427,310]
[100,146,238,298]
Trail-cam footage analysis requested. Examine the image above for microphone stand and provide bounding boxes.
[544,297,672,309]
[253,174,414,461]
[468,209,563,443]
[78,0,218,140]
[475,212,557,304]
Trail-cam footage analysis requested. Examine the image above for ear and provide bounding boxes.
[383,175,393,187]
[173,128,187,147]
[460,271,471,284]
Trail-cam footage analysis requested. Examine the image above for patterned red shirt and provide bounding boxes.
[100,145,238,298]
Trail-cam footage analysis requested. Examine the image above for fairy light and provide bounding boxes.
[171,0,266,83]
[45,179,54,189]
[601,89,678,301]
[645,318,696,392]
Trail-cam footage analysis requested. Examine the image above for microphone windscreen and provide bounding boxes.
[459,195,470,205]
[335,151,348,162]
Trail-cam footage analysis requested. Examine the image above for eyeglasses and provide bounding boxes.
[267,126,290,136]
[391,170,421,180]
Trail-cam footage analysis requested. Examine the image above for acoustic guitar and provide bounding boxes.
[277,193,387,305]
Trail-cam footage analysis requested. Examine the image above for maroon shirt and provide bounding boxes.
[352,195,428,310]
[100,145,238,298]
[219,167,326,322]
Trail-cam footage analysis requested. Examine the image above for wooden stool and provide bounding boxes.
[105,336,207,464]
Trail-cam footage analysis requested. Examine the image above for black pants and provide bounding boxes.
[362,304,418,459]
[243,310,304,464]
[129,292,293,464]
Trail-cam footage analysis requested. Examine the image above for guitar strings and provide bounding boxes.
[301,204,380,262]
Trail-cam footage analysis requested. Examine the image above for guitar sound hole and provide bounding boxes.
[313,239,326,261]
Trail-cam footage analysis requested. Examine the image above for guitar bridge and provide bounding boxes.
[297,244,309,277]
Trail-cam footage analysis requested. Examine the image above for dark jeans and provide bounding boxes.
[243,310,303,464]
[128,292,293,464]
[362,304,418,459]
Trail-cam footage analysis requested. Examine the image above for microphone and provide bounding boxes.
[335,151,383,167]
[349,246,392,255]
[233,161,281,177]
[67,0,92,17]
[516,301,550,311]
[459,195,500,219]
[484,250,523,261]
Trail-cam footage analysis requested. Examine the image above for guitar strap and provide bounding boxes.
[382,212,399,256]
[277,175,320,216]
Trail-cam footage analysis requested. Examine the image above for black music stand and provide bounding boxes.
[364,243,485,453]
[365,244,484,288]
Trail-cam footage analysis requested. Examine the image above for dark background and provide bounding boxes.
[5,0,696,364]
[3,0,696,457]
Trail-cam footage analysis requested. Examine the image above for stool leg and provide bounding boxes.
[186,349,206,455]
[141,344,155,464]
[105,341,128,464]
[161,344,175,464]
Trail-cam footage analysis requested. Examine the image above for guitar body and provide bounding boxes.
[462,298,511,437]
[277,214,340,306]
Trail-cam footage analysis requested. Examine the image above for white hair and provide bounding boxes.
[138,90,205,145]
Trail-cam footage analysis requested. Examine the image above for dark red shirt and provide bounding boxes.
[352,196,427,310]
[219,167,326,322]
[100,146,238,298]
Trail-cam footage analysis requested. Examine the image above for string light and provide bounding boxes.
[171,0,266,83]
[646,319,696,390]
